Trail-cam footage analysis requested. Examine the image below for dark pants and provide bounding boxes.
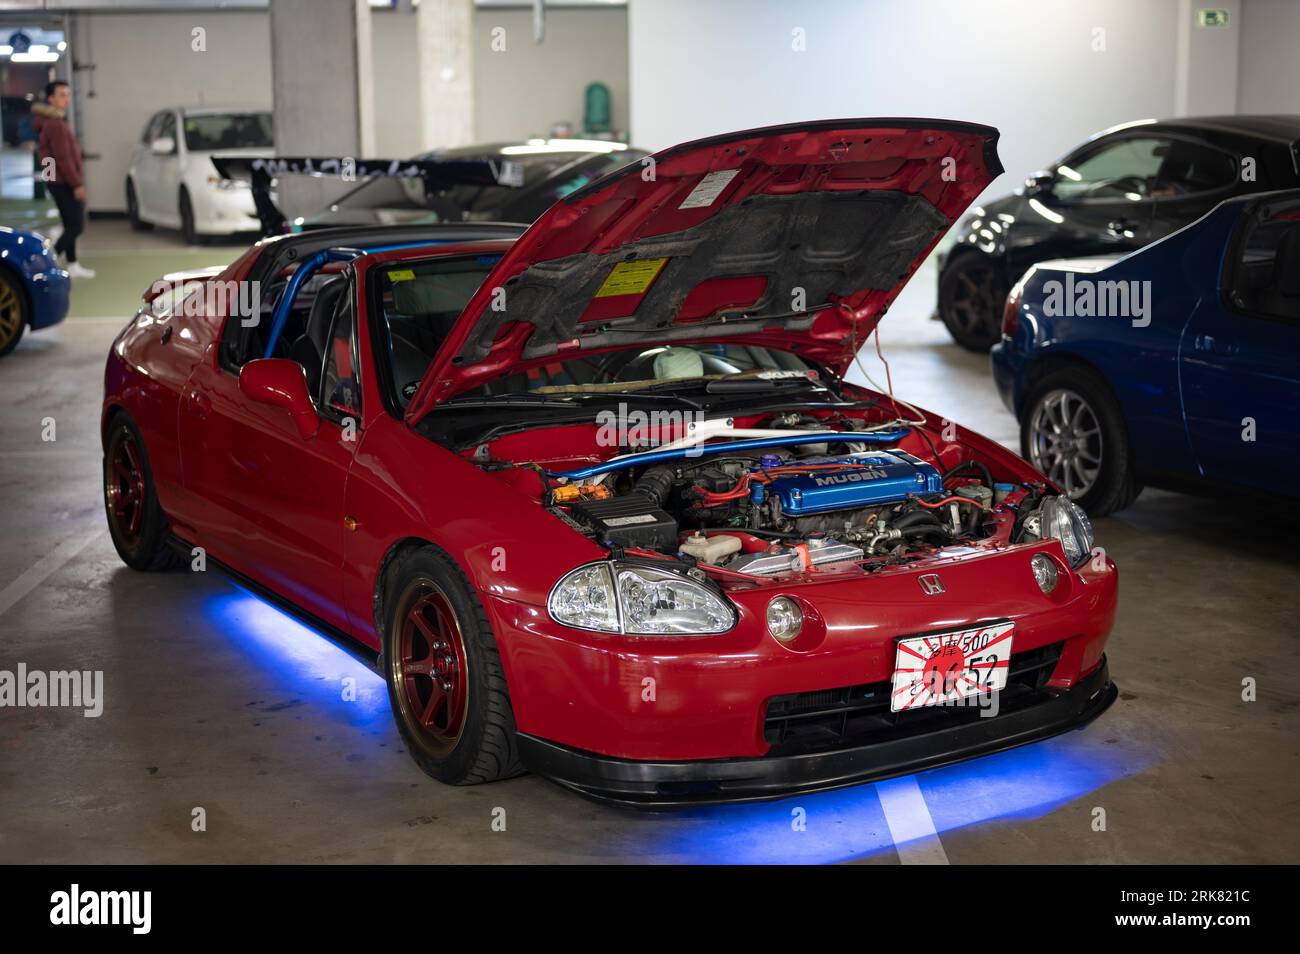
[48,183,84,263]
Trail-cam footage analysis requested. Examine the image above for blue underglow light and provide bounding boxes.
[659,734,1152,864]
[915,733,1149,831]
[657,782,896,864]
[203,587,390,732]
[201,586,1153,865]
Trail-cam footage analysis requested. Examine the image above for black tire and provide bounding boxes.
[103,414,184,571]
[1020,365,1142,517]
[939,254,1006,352]
[178,188,200,245]
[381,545,524,785]
[0,268,26,357]
[125,179,152,231]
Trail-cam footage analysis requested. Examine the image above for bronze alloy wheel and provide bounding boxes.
[0,274,23,354]
[106,432,148,544]
[389,579,471,759]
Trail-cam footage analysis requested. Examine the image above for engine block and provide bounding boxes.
[759,450,944,515]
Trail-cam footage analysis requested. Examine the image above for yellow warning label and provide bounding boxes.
[389,269,416,282]
[594,258,668,298]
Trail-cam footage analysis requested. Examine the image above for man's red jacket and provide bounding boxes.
[33,103,84,190]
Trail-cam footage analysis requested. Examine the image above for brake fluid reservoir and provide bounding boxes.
[679,532,744,565]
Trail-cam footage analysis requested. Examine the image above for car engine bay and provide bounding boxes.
[473,408,1086,580]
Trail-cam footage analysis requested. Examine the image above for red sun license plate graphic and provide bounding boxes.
[890,622,1014,713]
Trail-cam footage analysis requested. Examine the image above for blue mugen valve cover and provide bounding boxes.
[760,450,944,515]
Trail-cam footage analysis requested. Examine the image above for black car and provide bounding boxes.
[936,115,1300,350]
[298,139,648,231]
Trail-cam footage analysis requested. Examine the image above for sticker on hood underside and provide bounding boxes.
[594,257,668,298]
[678,169,740,209]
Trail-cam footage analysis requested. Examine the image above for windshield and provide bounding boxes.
[183,112,273,151]
[372,255,823,411]
[373,255,501,407]
[333,149,643,222]
[372,252,826,412]
[454,344,818,401]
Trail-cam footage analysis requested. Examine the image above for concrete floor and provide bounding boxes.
[1,221,1298,864]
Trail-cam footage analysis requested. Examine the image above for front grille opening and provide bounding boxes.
[762,641,1065,757]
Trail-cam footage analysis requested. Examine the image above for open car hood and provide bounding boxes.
[405,118,1001,424]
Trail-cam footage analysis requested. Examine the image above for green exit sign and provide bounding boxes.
[1198,9,1230,27]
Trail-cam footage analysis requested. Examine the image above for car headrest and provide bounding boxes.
[304,277,347,353]
[1274,227,1300,297]
[653,347,705,380]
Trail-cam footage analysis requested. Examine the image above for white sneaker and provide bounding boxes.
[67,262,96,279]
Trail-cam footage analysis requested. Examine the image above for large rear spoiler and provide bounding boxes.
[209,155,525,237]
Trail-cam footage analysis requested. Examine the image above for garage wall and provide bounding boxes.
[370,9,423,158]
[627,0,1182,202]
[74,11,273,214]
[76,5,629,210]
[472,5,630,143]
[1237,0,1300,113]
[370,6,630,155]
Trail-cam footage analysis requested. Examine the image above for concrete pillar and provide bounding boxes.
[1174,0,1241,116]
[269,0,374,218]
[416,0,475,151]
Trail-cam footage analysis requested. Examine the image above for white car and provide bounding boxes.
[126,106,273,243]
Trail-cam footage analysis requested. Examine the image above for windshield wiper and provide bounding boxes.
[563,390,706,410]
[704,377,825,394]
[441,394,578,409]
[442,390,705,410]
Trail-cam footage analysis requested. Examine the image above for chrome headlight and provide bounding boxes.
[548,561,736,636]
[1039,495,1095,568]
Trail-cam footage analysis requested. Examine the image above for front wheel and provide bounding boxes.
[178,189,200,245]
[0,269,26,357]
[1020,366,1142,516]
[382,545,524,785]
[939,255,1006,352]
[126,179,152,231]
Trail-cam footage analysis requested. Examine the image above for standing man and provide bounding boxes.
[32,80,95,279]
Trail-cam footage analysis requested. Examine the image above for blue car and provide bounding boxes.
[992,188,1300,515]
[0,225,71,357]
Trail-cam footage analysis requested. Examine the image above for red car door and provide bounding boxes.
[178,280,359,633]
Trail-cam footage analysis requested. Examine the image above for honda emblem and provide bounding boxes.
[918,574,946,596]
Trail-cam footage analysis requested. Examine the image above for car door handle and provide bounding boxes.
[186,389,212,416]
[1194,334,1237,356]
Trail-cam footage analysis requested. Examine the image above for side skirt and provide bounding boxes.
[166,535,382,675]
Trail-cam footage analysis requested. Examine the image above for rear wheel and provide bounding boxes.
[125,179,152,231]
[0,269,25,357]
[1021,366,1142,516]
[103,415,183,570]
[382,545,523,785]
[939,255,1005,351]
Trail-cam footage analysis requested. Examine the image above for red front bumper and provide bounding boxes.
[486,541,1117,772]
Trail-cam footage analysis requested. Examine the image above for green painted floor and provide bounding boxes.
[61,248,244,318]
[1,202,247,319]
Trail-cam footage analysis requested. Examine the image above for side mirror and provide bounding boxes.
[151,135,176,156]
[239,358,318,439]
[1024,170,1055,197]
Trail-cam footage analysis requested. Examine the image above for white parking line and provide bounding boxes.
[0,530,105,619]
[876,776,950,865]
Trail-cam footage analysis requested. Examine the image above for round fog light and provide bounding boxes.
[1031,553,1059,594]
[766,596,803,643]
